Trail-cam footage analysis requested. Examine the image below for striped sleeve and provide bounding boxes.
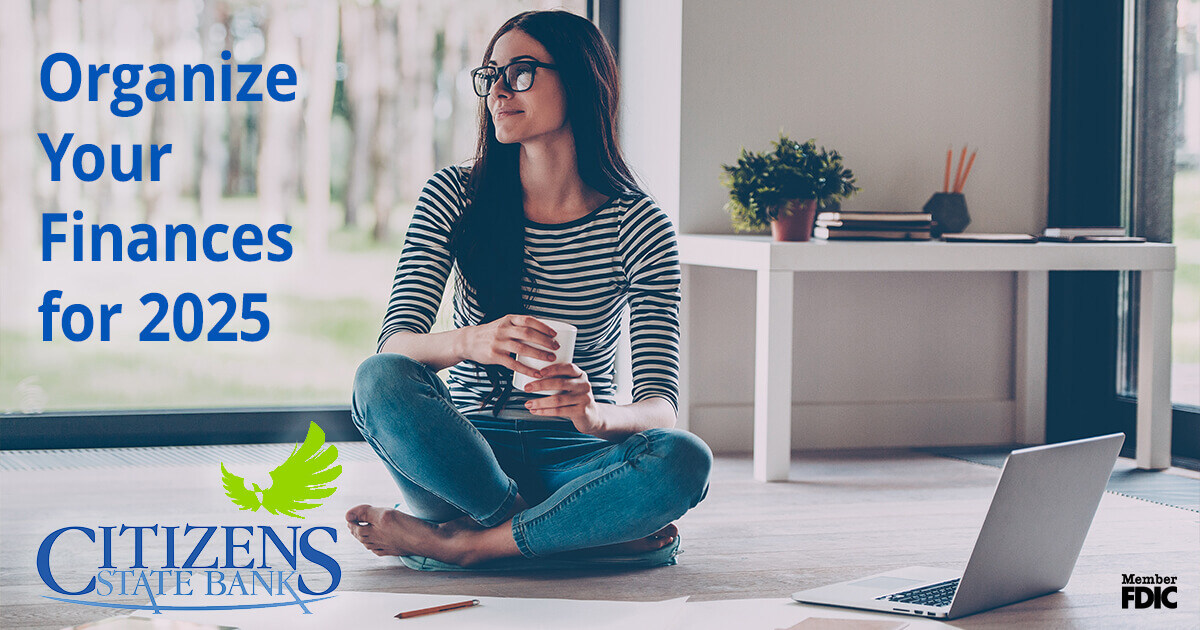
[618,198,682,413]
[377,167,465,352]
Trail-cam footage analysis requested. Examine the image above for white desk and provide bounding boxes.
[677,235,1176,481]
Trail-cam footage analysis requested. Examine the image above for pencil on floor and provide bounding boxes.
[396,599,481,619]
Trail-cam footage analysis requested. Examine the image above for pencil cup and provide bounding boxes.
[512,318,577,395]
[923,192,970,237]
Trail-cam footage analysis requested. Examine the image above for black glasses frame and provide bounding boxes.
[470,60,559,97]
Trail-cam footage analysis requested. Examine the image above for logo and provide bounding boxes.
[36,422,344,613]
[221,421,342,518]
[1121,573,1179,609]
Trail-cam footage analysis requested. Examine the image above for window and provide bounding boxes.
[1174,0,1199,409]
[0,0,587,441]
[1048,0,1198,465]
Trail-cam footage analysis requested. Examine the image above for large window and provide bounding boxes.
[1048,0,1198,464]
[1175,0,1200,409]
[0,0,587,416]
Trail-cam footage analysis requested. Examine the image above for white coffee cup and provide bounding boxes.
[512,318,577,395]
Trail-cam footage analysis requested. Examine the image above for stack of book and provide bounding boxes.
[813,211,934,240]
[1040,227,1145,243]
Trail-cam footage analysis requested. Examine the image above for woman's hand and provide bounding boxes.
[521,362,603,436]
[456,314,560,379]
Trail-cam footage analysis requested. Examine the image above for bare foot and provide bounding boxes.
[565,523,679,558]
[345,504,450,558]
[345,504,522,567]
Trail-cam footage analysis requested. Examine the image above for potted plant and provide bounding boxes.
[721,134,860,241]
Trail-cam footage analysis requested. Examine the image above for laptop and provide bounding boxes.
[792,433,1124,620]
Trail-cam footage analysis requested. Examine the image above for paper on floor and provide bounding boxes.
[150,591,689,630]
[677,599,951,630]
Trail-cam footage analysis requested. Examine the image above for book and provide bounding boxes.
[816,212,933,223]
[942,233,1038,243]
[1042,226,1126,238]
[816,219,933,230]
[1039,235,1147,243]
[813,226,931,240]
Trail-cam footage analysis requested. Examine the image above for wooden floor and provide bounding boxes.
[2,448,1197,629]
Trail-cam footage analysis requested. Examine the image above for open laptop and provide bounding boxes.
[792,433,1124,620]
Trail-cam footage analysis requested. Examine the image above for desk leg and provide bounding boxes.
[1137,270,1173,470]
[1015,271,1048,444]
[755,269,793,482]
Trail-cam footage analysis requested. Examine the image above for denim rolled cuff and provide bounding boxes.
[474,476,520,528]
[511,515,538,558]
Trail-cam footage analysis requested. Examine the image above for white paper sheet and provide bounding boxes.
[148,592,960,630]
[150,591,689,630]
[678,599,955,630]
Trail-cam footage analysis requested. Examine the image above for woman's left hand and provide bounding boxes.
[521,362,603,436]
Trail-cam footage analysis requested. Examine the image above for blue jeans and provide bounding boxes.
[350,353,712,558]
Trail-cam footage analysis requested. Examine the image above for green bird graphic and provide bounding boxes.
[220,422,342,519]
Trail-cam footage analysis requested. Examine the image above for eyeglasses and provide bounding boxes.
[470,60,558,98]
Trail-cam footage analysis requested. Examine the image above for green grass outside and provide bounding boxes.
[0,295,383,412]
[0,198,410,413]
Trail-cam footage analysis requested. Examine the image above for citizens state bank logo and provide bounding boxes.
[36,422,344,613]
[221,421,342,518]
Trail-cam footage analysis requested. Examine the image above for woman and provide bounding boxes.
[346,9,711,568]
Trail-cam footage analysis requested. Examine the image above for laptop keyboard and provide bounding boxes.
[876,578,960,608]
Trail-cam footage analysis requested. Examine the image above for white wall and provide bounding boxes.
[619,0,683,222]
[621,0,1053,452]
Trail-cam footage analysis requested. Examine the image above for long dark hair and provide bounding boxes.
[448,10,642,415]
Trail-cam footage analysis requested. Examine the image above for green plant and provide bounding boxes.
[721,134,860,232]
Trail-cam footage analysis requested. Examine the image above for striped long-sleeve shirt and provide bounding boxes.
[378,165,682,415]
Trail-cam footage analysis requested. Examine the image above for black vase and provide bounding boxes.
[923,192,970,237]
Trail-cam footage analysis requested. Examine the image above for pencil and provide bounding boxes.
[396,599,481,619]
[943,147,952,193]
[956,150,977,193]
[952,145,967,195]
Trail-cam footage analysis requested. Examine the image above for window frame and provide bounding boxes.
[0,407,358,449]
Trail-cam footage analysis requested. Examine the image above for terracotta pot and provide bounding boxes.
[770,199,818,242]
